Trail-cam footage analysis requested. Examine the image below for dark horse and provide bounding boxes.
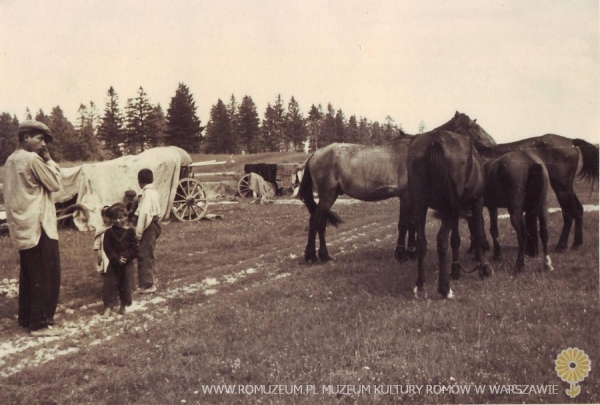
[468,132,598,252]
[484,150,553,273]
[408,130,491,299]
[298,111,497,264]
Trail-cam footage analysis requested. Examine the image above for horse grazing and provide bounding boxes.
[484,151,553,273]
[297,111,497,264]
[408,130,491,299]
[465,131,599,252]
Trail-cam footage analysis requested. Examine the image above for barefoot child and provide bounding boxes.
[102,203,138,316]
[135,169,161,294]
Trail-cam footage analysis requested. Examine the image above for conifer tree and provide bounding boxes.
[165,83,203,152]
[204,99,234,153]
[285,96,307,151]
[237,96,260,153]
[98,86,125,158]
[0,113,19,164]
[307,104,323,152]
[125,86,155,154]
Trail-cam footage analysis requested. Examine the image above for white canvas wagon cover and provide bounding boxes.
[53,146,192,231]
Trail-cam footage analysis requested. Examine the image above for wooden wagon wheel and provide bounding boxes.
[238,173,254,198]
[56,204,90,228]
[171,178,208,221]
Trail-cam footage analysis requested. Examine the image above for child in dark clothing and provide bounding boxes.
[102,203,139,317]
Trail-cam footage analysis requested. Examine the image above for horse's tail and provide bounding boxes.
[525,162,546,213]
[524,162,546,256]
[298,157,343,227]
[572,139,599,185]
[427,142,455,210]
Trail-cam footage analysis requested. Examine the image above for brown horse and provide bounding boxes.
[297,111,497,264]
[484,150,553,273]
[463,129,598,252]
[408,130,491,299]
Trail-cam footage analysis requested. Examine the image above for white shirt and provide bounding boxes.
[4,149,61,250]
[135,183,161,239]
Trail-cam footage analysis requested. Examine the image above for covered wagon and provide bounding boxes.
[53,146,208,231]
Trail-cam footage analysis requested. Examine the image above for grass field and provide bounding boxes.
[0,169,598,404]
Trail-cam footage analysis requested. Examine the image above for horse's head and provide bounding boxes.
[447,111,497,151]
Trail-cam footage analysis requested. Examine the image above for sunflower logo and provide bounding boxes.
[555,348,591,398]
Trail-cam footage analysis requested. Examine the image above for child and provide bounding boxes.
[122,189,139,227]
[93,206,111,274]
[135,169,161,294]
[102,203,139,316]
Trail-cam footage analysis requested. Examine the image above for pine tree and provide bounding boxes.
[320,103,337,147]
[259,104,279,152]
[165,83,203,152]
[237,96,260,153]
[334,109,346,143]
[285,96,307,151]
[125,87,155,154]
[76,103,102,160]
[204,99,234,154]
[260,95,287,153]
[307,104,323,152]
[48,106,77,162]
[98,86,125,158]
[150,103,167,148]
[346,115,359,144]
[0,113,19,164]
[227,94,240,152]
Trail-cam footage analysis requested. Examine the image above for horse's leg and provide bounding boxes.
[571,192,584,249]
[472,199,491,278]
[414,204,428,299]
[489,206,501,261]
[552,187,574,252]
[524,207,539,258]
[395,197,409,262]
[395,195,416,262]
[450,216,461,280]
[436,216,454,298]
[317,199,336,262]
[539,204,553,271]
[509,208,526,274]
[304,210,319,263]
[467,215,491,254]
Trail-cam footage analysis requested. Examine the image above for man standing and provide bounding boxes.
[4,120,63,337]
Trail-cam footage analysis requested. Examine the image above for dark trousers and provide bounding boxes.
[18,229,61,331]
[103,262,134,308]
[138,221,161,289]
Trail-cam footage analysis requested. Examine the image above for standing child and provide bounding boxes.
[93,206,111,274]
[135,169,161,293]
[102,203,138,316]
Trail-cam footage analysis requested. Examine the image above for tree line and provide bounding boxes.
[0,83,410,165]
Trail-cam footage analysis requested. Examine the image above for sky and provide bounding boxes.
[0,0,598,144]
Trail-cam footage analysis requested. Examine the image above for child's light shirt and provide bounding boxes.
[93,225,110,273]
[135,183,161,239]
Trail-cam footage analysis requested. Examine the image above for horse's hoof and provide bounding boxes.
[319,255,333,263]
[478,263,493,279]
[438,286,454,299]
[304,255,318,264]
[571,242,582,250]
[395,248,408,263]
[554,245,567,253]
[414,286,427,300]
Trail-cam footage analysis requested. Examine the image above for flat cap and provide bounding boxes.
[18,120,53,143]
